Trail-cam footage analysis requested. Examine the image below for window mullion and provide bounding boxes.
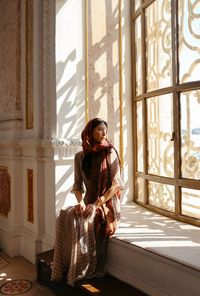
[132,0,138,201]
[141,6,148,204]
[171,0,181,215]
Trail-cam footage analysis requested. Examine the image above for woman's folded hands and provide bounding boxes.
[74,201,98,219]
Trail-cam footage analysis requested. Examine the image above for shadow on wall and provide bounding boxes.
[56,49,86,141]
[56,0,86,142]
[55,0,130,213]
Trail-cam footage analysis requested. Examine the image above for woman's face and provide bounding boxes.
[93,123,107,143]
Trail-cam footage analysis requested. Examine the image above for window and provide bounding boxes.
[132,0,200,226]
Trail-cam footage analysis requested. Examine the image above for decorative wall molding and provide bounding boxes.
[0,111,23,132]
[25,0,34,129]
[0,139,54,159]
[0,0,21,117]
[0,166,11,217]
[0,111,23,122]
[85,0,89,123]
[0,224,54,262]
[27,169,34,223]
[52,137,82,158]
[0,138,81,160]
[16,0,21,111]
[42,0,56,139]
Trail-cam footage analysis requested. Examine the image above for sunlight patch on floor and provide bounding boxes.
[81,283,101,294]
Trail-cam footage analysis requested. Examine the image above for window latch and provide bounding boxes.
[170,131,175,141]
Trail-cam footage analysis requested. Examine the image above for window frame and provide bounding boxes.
[132,0,200,226]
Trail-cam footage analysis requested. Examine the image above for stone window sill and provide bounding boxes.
[113,202,200,271]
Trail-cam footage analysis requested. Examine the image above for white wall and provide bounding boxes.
[0,0,56,263]
[54,0,133,217]
[56,0,86,141]
[55,0,86,214]
[0,0,133,264]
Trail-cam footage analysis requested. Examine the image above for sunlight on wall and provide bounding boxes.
[55,0,86,214]
[88,0,120,147]
[55,0,133,215]
[55,161,77,216]
[56,0,86,141]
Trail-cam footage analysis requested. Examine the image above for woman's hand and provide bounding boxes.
[83,203,97,218]
[74,200,86,217]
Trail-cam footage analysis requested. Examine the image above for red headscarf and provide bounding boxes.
[81,118,113,154]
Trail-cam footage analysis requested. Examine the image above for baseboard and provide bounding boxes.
[0,225,21,257]
[0,225,54,264]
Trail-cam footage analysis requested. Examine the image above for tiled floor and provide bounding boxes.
[0,251,148,296]
[0,251,54,295]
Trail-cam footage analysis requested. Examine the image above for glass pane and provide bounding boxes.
[137,101,143,172]
[135,16,142,95]
[146,0,172,91]
[135,0,141,12]
[181,90,200,180]
[136,177,145,203]
[147,94,174,177]
[182,188,200,219]
[179,0,200,83]
[149,181,175,212]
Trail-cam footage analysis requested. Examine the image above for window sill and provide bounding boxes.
[106,202,200,296]
[114,202,200,271]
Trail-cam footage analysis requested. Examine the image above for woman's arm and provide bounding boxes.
[73,189,85,206]
[94,183,119,207]
[71,152,85,195]
[73,189,86,216]
[71,152,86,216]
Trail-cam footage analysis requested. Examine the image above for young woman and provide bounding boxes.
[51,118,123,286]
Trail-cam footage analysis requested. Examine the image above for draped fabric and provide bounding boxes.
[51,207,96,286]
[51,193,122,286]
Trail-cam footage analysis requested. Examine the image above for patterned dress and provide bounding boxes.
[51,147,123,286]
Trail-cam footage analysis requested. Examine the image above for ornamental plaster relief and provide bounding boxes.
[0,166,11,217]
[43,0,56,139]
[26,0,34,129]
[0,0,21,118]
